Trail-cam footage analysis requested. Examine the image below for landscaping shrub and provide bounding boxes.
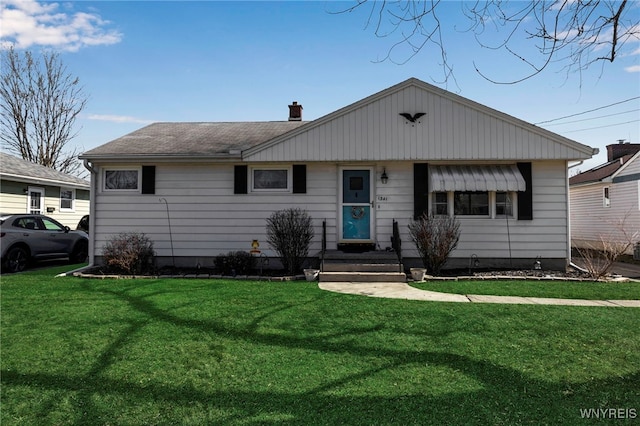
[408,213,461,275]
[214,251,254,276]
[102,232,156,275]
[266,208,314,275]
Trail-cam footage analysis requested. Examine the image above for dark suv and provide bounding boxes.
[1,213,89,273]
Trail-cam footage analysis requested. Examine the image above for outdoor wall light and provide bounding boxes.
[381,168,389,184]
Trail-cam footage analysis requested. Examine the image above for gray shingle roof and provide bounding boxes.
[80,121,307,159]
[0,152,89,188]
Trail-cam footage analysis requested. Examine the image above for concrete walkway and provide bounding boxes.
[318,282,640,307]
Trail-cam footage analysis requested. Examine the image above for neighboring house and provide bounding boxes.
[80,78,596,271]
[570,143,640,255]
[0,153,90,228]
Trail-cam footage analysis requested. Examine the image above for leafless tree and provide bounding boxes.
[334,0,638,85]
[1,48,87,174]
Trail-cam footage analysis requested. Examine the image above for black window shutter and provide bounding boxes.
[292,165,306,194]
[234,165,248,194]
[517,162,533,220]
[413,163,429,219]
[141,166,156,194]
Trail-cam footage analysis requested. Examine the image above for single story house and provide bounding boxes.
[570,142,640,255]
[80,78,597,271]
[0,153,90,228]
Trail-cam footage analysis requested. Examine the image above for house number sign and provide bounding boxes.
[376,196,388,209]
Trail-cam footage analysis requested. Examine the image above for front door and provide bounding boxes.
[340,168,374,243]
[28,187,44,214]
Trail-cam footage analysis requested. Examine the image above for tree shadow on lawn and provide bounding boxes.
[2,281,639,425]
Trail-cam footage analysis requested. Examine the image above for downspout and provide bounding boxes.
[82,159,97,268]
[66,159,98,275]
[566,160,572,270]
[57,159,97,277]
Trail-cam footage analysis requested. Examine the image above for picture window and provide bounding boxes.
[454,192,489,216]
[252,168,290,191]
[104,169,140,191]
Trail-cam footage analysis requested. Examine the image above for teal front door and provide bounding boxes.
[341,169,373,242]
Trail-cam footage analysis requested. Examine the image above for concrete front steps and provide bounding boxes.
[319,250,406,283]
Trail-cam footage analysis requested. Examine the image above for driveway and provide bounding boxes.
[610,262,640,279]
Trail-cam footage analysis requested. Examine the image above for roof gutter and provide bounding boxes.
[568,160,583,170]
[0,172,90,189]
[78,154,244,163]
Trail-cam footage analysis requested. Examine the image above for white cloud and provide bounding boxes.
[0,0,122,51]
[624,65,640,73]
[87,114,154,125]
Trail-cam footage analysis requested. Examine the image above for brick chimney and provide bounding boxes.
[288,101,302,121]
[606,141,640,162]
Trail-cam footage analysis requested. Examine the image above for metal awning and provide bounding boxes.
[428,165,526,192]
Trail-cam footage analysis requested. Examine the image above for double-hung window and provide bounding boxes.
[432,192,448,215]
[60,188,75,211]
[495,192,513,217]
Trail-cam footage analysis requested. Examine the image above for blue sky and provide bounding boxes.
[1,0,639,172]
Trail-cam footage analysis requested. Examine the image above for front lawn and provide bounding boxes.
[411,279,640,300]
[2,267,639,424]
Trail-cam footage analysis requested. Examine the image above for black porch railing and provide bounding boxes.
[392,219,403,272]
[321,220,326,272]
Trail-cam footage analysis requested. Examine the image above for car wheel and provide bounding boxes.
[4,246,29,273]
[70,240,88,264]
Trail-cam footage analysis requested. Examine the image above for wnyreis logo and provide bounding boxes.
[580,408,637,419]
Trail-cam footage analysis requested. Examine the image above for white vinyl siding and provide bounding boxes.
[377,161,569,260]
[0,191,27,213]
[92,163,338,259]
[570,157,640,255]
[91,160,570,262]
[244,85,593,163]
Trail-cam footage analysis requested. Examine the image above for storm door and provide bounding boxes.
[28,187,44,214]
[340,169,374,243]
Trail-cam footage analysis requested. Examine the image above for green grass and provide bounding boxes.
[411,279,640,300]
[2,267,639,425]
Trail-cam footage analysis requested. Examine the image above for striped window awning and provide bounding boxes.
[428,165,526,192]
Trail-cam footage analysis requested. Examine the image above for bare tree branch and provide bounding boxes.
[1,48,87,175]
[334,0,639,85]
[573,209,640,280]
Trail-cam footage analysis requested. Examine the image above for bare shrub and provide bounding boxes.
[102,232,155,275]
[573,212,639,280]
[266,208,314,275]
[408,213,461,275]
